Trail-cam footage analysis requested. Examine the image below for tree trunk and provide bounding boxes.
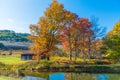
[46,56,50,61]
[82,33,85,60]
[87,35,91,59]
[68,33,72,60]
[74,39,77,62]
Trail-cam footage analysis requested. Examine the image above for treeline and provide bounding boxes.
[0,30,30,42]
[28,0,120,60]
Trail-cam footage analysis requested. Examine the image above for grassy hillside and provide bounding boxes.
[0,30,32,50]
[0,30,30,42]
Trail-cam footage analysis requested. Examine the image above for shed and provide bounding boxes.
[21,53,34,60]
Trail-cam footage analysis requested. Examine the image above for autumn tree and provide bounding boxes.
[71,18,91,60]
[28,0,76,60]
[60,16,106,60]
[60,18,91,61]
[104,21,120,58]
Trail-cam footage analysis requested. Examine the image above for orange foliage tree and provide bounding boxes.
[60,18,91,61]
[28,0,76,60]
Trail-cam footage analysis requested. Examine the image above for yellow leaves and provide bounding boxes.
[107,30,113,37]
[113,22,120,35]
[45,0,64,23]
[107,21,120,37]
[64,10,76,23]
[28,0,78,60]
[37,36,46,45]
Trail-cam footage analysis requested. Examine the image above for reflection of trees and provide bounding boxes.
[64,73,97,80]
[64,73,120,80]
[23,72,120,80]
[106,74,120,80]
[22,71,51,80]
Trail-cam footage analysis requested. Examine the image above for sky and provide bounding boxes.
[0,0,120,33]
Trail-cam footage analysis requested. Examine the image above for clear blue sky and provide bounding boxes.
[0,0,120,33]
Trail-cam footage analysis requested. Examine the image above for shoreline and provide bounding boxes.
[21,65,120,74]
[0,64,120,79]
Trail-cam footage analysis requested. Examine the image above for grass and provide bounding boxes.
[0,55,27,65]
[0,54,120,74]
[0,76,25,80]
[0,51,120,71]
[0,50,29,65]
[0,54,118,65]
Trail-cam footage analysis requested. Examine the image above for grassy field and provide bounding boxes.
[0,76,25,80]
[0,50,30,65]
[0,55,27,65]
[0,50,119,70]
[0,54,117,65]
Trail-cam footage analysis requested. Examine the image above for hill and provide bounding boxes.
[0,30,30,42]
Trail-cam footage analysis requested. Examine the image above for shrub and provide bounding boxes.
[106,49,120,59]
[39,60,51,68]
[94,60,111,64]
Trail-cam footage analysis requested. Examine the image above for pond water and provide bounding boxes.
[24,72,120,80]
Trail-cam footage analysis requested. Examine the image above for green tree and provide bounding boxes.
[0,43,5,49]
[104,21,120,58]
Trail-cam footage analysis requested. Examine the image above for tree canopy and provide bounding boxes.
[29,0,107,60]
[104,21,120,58]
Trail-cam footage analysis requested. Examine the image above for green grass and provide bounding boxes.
[0,55,27,65]
[0,76,25,80]
[0,55,118,65]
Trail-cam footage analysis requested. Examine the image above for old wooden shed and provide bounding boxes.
[21,53,34,60]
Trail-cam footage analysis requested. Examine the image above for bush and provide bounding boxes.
[18,61,39,70]
[39,60,51,68]
[94,60,111,64]
[105,49,120,59]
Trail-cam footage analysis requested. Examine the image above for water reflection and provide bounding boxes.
[50,73,65,80]
[25,76,46,80]
[97,74,109,80]
[24,72,120,80]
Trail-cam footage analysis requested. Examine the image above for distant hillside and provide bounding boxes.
[0,30,30,42]
[0,41,31,50]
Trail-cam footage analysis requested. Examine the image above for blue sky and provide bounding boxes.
[0,0,120,33]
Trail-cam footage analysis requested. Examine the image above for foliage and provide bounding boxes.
[0,43,5,49]
[28,0,76,60]
[60,18,94,60]
[0,30,30,42]
[104,21,120,59]
[0,70,25,80]
[51,48,67,57]
[39,60,51,67]
[26,0,114,61]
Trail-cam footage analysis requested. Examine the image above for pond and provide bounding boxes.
[24,72,120,80]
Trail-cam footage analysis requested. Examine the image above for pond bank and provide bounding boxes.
[1,64,120,80]
[21,65,120,74]
[19,71,120,80]
[1,59,120,74]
